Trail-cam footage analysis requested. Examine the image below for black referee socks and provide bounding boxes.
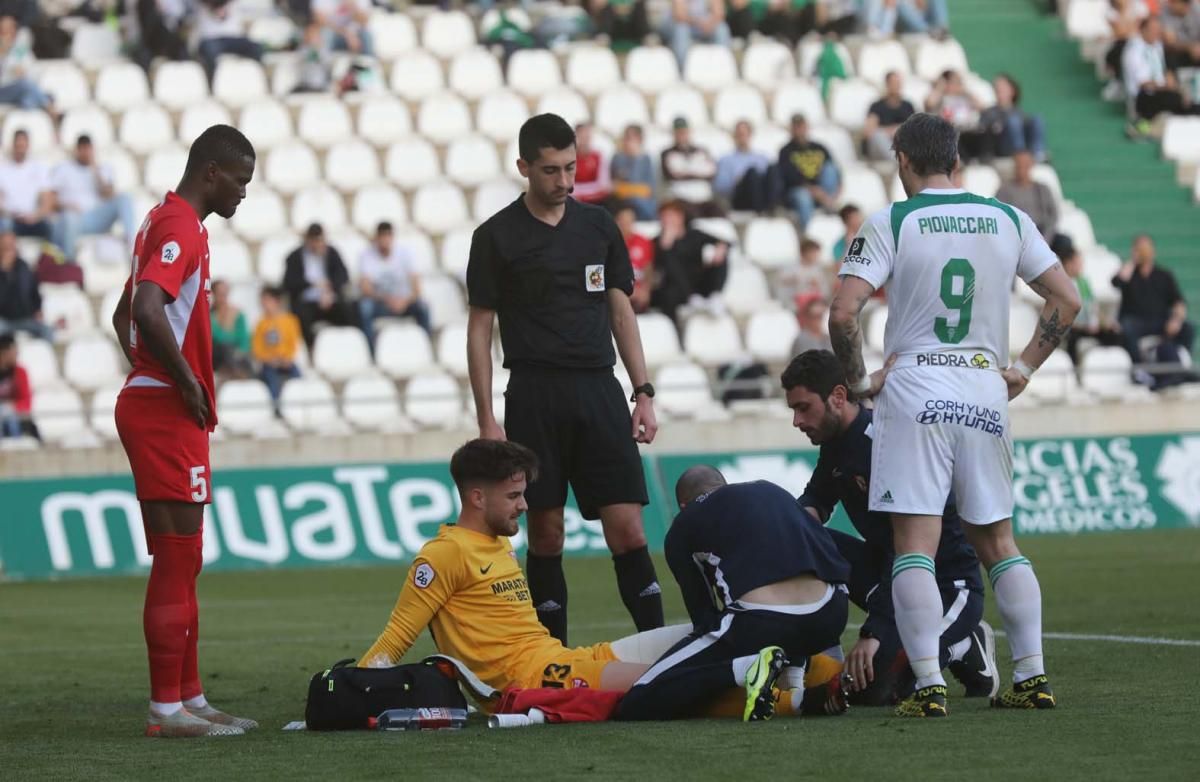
[614,546,665,632]
[526,553,569,645]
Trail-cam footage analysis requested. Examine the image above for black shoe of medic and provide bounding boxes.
[991,674,1056,710]
[894,684,949,718]
[948,620,999,699]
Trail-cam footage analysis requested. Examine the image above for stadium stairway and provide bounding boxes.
[950,0,1200,304]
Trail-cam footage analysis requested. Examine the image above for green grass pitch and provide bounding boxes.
[3,529,1198,781]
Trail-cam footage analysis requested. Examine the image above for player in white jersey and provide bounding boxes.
[828,114,1081,717]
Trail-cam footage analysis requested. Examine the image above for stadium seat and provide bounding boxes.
[828,78,880,132]
[804,214,845,261]
[18,338,61,389]
[1058,206,1097,250]
[63,335,123,391]
[865,306,888,354]
[472,179,521,222]
[412,182,469,235]
[325,140,381,192]
[449,47,505,100]
[230,189,287,241]
[312,326,372,382]
[357,97,413,147]
[424,275,467,330]
[212,58,268,108]
[1008,303,1041,357]
[1162,117,1200,165]
[506,49,562,98]
[32,387,87,443]
[566,45,622,96]
[839,167,889,214]
[264,142,321,195]
[722,264,772,318]
[280,377,347,434]
[376,323,438,378]
[744,218,799,269]
[385,137,441,190]
[389,50,445,101]
[683,44,738,91]
[118,104,175,155]
[1064,0,1110,41]
[404,372,462,429]
[901,76,933,112]
[476,90,528,143]
[60,106,115,149]
[328,230,369,278]
[654,84,709,130]
[41,285,96,340]
[771,80,827,125]
[70,23,121,67]
[808,124,857,170]
[416,94,473,145]
[216,379,278,436]
[856,39,911,87]
[291,185,347,232]
[237,100,293,151]
[1081,346,1139,400]
[178,101,233,146]
[440,227,472,281]
[624,45,680,95]
[741,39,796,90]
[713,84,768,131]
[638,312,685,367]
[534,87,591,127]
[342,373,412,432]
[77,237,131,295]
[369,11,418,60]
[464,368,509,425]
[435,321,470,376]
[1,110,56,154]
[964,72,997,107]
[296,97,354,150]
[351,184,406,234]
[151,61,208,111]
[799,39,853,78]
[208,237,254,283]
[143,146,189,195]
[256,233,295,285]
[595,86,651,138]
[445,135,501,187]
[36,61,90,109]
[247,15,296,49]
[89,383,122,440]
[749,122,789,160]
[1030,163,1064,204]
[962,164,1002,197]
[745,309,800,364]
[1026,349,1082,404]
[913,38,970,81]
[655,362,723,420]
[392,229,438,274]
[421,10,476,59]
[683,314,744,367]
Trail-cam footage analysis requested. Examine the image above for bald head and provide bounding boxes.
[675,465,727,509]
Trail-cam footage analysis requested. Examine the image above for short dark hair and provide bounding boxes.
[450,439,539,492]
[996,73,1021,104]
[892,113,959,178]
[76,134,92,147]
[0,332,14,352]
[623,124,644,140]
[12,128,27,142]
[376,221,393,235]
[800,238,822,254]
[518,113,575,163]
[185,124,255,175]
[780,349,848,399]
[261,284,284,300]
[305,222,324,239]
[838,204,861,221]
[675,465,726,507]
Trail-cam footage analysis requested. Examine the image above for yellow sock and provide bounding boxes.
[805,653,845,688]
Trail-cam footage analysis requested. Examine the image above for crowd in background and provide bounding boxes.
[1102,0,1200,134]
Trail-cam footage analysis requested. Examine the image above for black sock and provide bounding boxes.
[526,553,568,645]
[613,546,664,632]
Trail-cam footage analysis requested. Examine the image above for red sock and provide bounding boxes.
[179,534,204,702]
[144,533,200,704]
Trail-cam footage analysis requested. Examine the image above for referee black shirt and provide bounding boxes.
[466,196,634,370]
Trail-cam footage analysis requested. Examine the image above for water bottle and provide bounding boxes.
[376,707,468,731]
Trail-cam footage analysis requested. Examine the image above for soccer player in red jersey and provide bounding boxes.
[110,125,256,738]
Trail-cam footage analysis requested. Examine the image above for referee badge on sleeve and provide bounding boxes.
[585,264,605,292]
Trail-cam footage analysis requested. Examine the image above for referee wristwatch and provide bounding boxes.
[631,383,655,402]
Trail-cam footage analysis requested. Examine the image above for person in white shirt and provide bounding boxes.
[358,221,432,350]
[0,129,54,241]
[51,135,137,261]
[1123,15,1199,120]
[0,15,57,121]
[312,0,374,56]
[195,0,264,84]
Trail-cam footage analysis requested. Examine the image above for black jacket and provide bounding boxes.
[0,257,41,321]
[283,246,350,307]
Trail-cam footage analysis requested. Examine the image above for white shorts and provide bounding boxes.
[869,357,1013,524]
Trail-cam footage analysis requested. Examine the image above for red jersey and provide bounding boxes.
[0,364,31,414]
[123,192,217,429]
[625,233,654,294]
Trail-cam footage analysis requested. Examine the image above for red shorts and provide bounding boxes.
[115,386,212,504]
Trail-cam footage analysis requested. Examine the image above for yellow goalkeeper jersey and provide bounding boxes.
[358,524,568,691]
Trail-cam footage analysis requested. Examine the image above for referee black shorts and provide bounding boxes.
[504,367,648,520]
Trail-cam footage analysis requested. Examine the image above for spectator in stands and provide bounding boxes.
[832,203,863,260]
[283,223,356,349]
[1161,0,1200,69]
[312,0,374,56]
[661,117,718,208]
[0,130,53,241]
[294,21,333,94]
[1105,0,1149,95]
[134,0,190,70]
[661,0,731,68]
[778,237,833,304]
[1055,235,1121,372]
[0,332,38,440]
[0,228,50,340]
[572,122,611,205]
[211,279,253,379]
[727,0,816,44]
[1113,234,1195,362]
[0,15,57,120]
[778,114,839,231]
[979,74,1046,160]
[195,0,264,85]
[926,70,982,130]
[1124,16,1200,129]
[863,71,915,162]
[615,202,654,313]
[997,150,1059,242]
[817,0,861,36]
[713,120,771,211]
[650,199,729,324]
[51,135,137,261]
[252,285,303,413]
[611,124,657,220]
[357,221,432,350]
[790,295,832,355]
[589,0,651,51]
[861,0,949,38]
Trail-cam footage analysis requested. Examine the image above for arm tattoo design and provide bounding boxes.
[1037,307,1070,349]
[830,291,870,385]
[1027,262,1063,298]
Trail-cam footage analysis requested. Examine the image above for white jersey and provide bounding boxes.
[840,188,1058,367]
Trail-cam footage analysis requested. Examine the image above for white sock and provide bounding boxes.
[183,694,209,711]
[779,663,808,690]
[150,700,182,716]
[892,558,946,689]
[946,636,971,664]
[1014,655,1045,682]
[989,557,1044,681]
[731,655,757,686]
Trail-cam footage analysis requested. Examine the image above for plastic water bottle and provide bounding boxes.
[376,707,468,731]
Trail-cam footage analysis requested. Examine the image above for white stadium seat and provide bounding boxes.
[914,38,970,81]
[151,61,208,110]
[357,97,413,147]
[713,84,768,131]
[440,227,473,281]
[445,135,501,187]
[369,11,417,61]
[449,47,504,100]
[412,182,468,235]
[389,51,445,101]
[1081,347,1138,400]
[376,323,437,379]
[808,124,857,170]
[247,15,296,49]
[683,44,738,91]
[1064,0,1111,41]
[217,379,278,436]
[1161,117,1200,164]
[33,388,87,443]
[476,90,528,143]
[265,142,321,195]
[231,189,287,241]
[624,45,680,95]
[424,275,467,330]
[595,86,651,138]
[77,237,130,295]
[297,97,354,150]
[566,45,622,96]
[839,167,889,214]
[1026,349,1082,404]
[325,139,381,192]
[1031,163,1064,204]
[1,110,56,154]
[799,39,852,78]
[70,23,121,67]
[962,165,1002,198]
[392,229,438,274]
[865,306,888,354]
[342,374,410,432]
[435,321,470,376]
[1008,303,1041,357]
[683,314,744,367]
[421,10,476,59]
[385,137,441,190]
[118,104,174,155]
[654,85,709,130]
[749,123,789,160]
[534,87,590,128]
[256,233,295,284]
[312,327,372,382]
[416,94,473,145]
[238,100,293,151]
[1058,206,1097,250]
[655,362,721,419]
[18,338,61,389]
[745,309,800,364]
[63,335,123,391]
[179,101,233,146]
[637,313,685,367]
[828,78,880,132]
[856,39,911,87]
[213,58,268,108]
[89,383,122,440]
[741,39,796,89]
[41,286,96,340]
[722,264,771,318]
[36,61,90,109]
[208,237,254,283]
[472,178,521,222]
[60,106,114,149]
[404,372,462,429]
[804,214,845,261]
[506,49,562,98]
[291,185,347,232]
[280,377,347,434]
[744,218,799,269]
[351,184,406,234]
[143,146,189,195]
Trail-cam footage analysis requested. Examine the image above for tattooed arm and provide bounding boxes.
[1003,261,1081,399]
[829,275,878,396]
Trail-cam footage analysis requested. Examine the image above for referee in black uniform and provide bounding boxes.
[465,114,664,644]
